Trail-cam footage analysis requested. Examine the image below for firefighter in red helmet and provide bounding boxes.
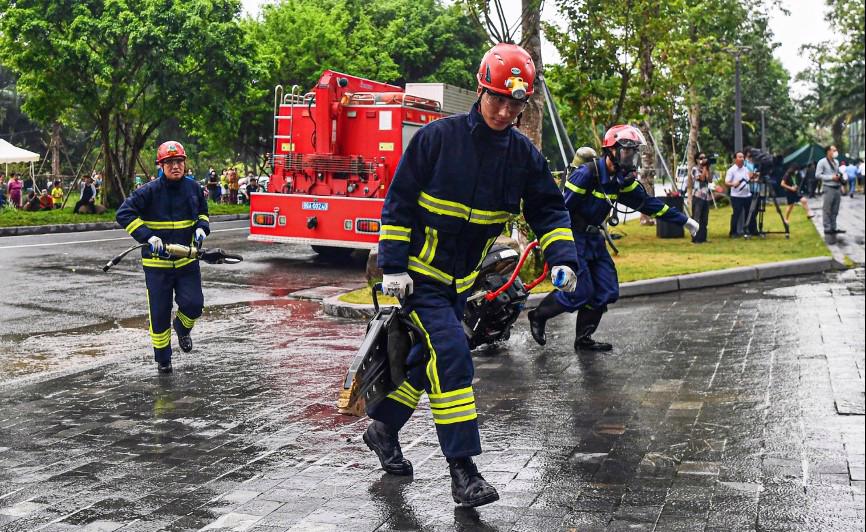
[528,125,699,351]
[116,141,210,373]
[365,42,579,508]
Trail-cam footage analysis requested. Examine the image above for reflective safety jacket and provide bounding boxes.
[378,103,578,293]
[563,158,688,229]
[116,176,210,269]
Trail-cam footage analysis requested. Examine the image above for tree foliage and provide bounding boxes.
[0,0,253,205]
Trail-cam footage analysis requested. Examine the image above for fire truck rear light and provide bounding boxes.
[356,219,380,233]
[252,213,276,227]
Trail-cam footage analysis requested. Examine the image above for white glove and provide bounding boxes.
[194,228,207,249]
[551,265,577,292]
[381,272,413,298]
[148,236,164,255]
[684,217,700,237]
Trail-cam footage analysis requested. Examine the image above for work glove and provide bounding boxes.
[684,217,700,237]
[148,236,164,255]
[194,228,207,250]
[382,272,413,298]
[551,265,578,292]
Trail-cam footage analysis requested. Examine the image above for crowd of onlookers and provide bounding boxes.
[133,166,263,205]
[0,171,104,213]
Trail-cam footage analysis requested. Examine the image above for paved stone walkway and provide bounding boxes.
[808,192,865,266]
[0,270,863,531]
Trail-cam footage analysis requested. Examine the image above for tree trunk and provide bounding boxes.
[520,0,544,150]
[51,121,61,185]
[686,85,700,211]
[637,29,656,225]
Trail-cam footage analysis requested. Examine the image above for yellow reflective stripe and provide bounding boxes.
[388,391,419,409]
[621,180,640,193]
[418,227,439,264]
[538,228,574,252]
[408,256,453,285]
[418,191,470,220]
[432,403,477,424]
[409,311,441,394]
[653,204,670,218]
[399,381,423,398]
[125,218,145,234]
[429,387,474,408]
[176,310,195,329]
[456,270,479,294]
[592,190,617,200]
[142,257,197,268]
[564,181,586,194]
[380,224,411,242]
[150,329,171,348]
[387,382,423,409]
[198,214,210,222]
[468,208,511,225]
[143,219,196,230]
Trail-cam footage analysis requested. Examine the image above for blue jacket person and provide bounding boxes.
[116,141,210,373]
[528,125,699,351]
[364,43,579,508]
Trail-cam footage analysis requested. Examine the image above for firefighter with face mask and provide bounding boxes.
[366,43,579,507]
[528,125,699,351]
[116,141,210,373]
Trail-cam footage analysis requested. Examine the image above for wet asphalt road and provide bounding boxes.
[0,227,864,531]
[0,221,368,384]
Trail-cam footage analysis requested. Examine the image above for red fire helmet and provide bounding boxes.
[602,125,646,149]
[477,43,536,100]
[156,141,187,164]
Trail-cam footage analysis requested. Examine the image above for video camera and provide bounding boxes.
[749,148,775,179]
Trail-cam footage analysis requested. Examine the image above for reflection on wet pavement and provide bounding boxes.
[0,270,863,531]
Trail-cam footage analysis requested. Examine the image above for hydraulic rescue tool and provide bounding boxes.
[337,283,424,416]
[338,242,556,416]
[102,243,243,272]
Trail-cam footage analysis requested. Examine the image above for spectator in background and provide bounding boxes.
[185,168,196,182]
[725,151,755,238]
[207,168,220,202]
[816,145,844,235]
[839,160,848,189]
[22,191,41,211]
[39,189,54,211]
[690,152,711,243]
[245,176,259,202]
[845,161,859,198]
[0,174,6,207]
[805,161,818,197]
[74,175,97,214]
[219,170,229,203]
[780,166,813,224]
[228,168,239,204]
[50,180,64,208]
[7,173,23,208]
[859,161,865,191]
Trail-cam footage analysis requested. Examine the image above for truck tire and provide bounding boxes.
[311,245,354,260]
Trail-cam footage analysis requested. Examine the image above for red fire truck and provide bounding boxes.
[248,70,475,256]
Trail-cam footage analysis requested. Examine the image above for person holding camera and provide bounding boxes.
[725,151,757,237]
[691,153,712,243]
[816,145,845,235]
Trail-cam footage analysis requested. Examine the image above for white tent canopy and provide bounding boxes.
[0,138,40,164]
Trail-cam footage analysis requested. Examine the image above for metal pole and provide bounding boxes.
[734,52,743,153]
[756,105,769,152]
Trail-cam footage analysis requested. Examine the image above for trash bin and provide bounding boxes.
[656,195,684,238]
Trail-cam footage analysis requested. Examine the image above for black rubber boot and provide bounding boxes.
[363,421,413,476]
[527,292,567,346]
[574,308,612,352]
[157,361,173,374]
[173,318,193,353]
[448,457,499,507]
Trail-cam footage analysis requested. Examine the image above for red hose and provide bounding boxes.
[483,241,548,301]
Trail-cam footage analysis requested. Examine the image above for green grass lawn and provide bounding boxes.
[339,202,829,305]
[0,195,248,228]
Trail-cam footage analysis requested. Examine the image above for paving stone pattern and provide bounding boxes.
[0,270,863,531]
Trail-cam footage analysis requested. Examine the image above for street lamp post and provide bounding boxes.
[725,45,751,154]
[756,105,770,152]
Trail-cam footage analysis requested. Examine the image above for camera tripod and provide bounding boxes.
[744,174,790,239]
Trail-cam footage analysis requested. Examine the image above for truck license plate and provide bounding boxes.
[302,201,329,211]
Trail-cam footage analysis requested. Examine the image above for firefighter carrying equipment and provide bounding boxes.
[556,155,687,314]
[377,101,578,294]
[338,284,425,416]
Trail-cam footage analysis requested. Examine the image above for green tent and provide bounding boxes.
[782,143,826,167]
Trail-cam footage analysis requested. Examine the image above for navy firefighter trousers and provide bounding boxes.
[144,263,203,364]
[554,232,619,312]
[366,280,480,458]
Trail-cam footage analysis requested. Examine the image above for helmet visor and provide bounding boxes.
[617,146,642,171]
